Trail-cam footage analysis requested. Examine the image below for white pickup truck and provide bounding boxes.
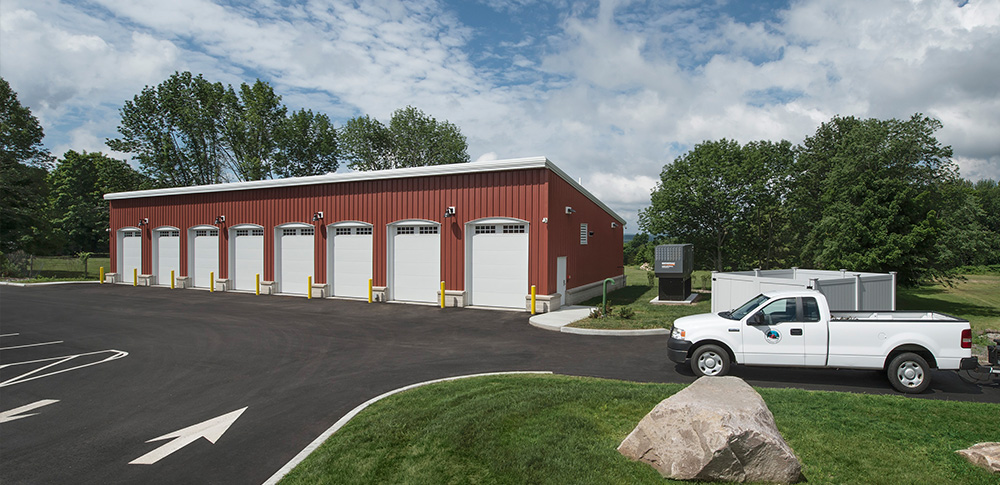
[667,290,977,393]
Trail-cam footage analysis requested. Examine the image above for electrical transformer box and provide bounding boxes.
[654,244,693,300]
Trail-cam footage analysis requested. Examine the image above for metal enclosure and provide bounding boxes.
[655,244,693,300]
[711,268,897,313]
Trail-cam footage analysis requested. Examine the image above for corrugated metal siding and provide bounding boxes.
[109,168,556,293]
[545,173,625,293]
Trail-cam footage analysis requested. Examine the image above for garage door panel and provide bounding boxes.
[332,230,372,298]
[157,231,180,283]
[280,228,314,295]
[233,229,263,291]
[121,231,142,280]
[193,230,219,288]
[392,228,439,303]
[470,225,528,308]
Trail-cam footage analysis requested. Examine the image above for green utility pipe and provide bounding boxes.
[602,278,615,316]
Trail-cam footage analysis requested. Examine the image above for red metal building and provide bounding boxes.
[104,157,625,311]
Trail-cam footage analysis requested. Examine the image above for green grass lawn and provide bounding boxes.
[897,274,1000,337]
[279,374,999,485]
[0,255,110,281]
[570,266,712,330]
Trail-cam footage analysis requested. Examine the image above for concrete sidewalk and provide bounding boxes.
[528,306,670,336]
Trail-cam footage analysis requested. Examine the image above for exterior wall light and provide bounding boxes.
[214,215,226,224]
[443,206,456,218]
[565,206,575,214]
[137,218,149,226]
[312,211,324,222]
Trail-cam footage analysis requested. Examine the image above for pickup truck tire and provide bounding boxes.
[691,345,730,377]
[887,352,931,393]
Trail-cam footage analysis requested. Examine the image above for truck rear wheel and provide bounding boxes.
[887,352,931,393]
[691,345,730,377]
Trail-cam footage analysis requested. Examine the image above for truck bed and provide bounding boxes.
[831,311,966,322]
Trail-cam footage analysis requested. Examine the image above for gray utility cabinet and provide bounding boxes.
[654,244,693,300]
[710,268,897,313]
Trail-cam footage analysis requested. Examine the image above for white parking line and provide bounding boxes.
[0,349,128,387]
[0,340,64,350]
[0,340,62,350]
[262,371,552,485]
[0,333,20,338]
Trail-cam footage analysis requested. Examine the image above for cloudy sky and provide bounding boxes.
[2,0,998,229]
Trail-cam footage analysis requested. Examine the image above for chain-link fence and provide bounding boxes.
[1,251,110,280]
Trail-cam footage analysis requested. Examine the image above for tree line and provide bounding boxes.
[1,73,469,264]
[631,114,1000,285]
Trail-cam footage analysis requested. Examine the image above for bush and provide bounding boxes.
[618,306,635,319]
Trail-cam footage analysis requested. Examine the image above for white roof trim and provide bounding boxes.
[104,157,625,224]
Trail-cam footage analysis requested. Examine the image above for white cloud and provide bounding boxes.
[1,0,998,229]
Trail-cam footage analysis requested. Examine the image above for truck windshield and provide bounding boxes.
[724,294,770,320]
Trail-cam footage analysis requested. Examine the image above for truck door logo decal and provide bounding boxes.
[765,329,782,344]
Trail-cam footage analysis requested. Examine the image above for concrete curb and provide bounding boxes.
[528,306,670,336]
[0,280,100,287]
[262,371,552,485]
[560,327,670,336]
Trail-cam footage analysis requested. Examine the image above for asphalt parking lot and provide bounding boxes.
[2,284,998,484]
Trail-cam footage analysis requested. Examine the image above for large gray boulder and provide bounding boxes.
[957,442,1000,473]
[618,376,804,483]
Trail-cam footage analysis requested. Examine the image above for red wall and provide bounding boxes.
[545,173,625,292]
[109,166,623,295]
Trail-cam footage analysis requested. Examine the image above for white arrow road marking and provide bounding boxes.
[0,349,128,388]
[0,399,59,424]
[129,407,248,465]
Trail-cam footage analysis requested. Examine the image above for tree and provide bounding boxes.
[1,77,54,254]
[639,139,792,271]
[273,109,339,178]
[48,151,151,254]
[341,106,469,171]
[788,114,958,285]
[108,71,230,187]
[221,80,286,181]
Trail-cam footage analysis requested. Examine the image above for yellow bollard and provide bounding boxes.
[256,273,260,296]
[531,285,537,314]
[100,266,104,284]
[133,268,137,287]
[440,281,445,308]
[308,276,312,299]
[210,271,214,292]
[368,278,373,303]
[171,270,175,289]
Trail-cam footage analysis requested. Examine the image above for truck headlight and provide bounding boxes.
[671,326,686,339]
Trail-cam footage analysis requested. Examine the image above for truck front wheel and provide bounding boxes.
[691,345,730,377]
[887,352,931,393]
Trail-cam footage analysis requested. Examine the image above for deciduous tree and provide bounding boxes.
[341,106,468,171]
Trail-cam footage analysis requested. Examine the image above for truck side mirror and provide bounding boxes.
[748,312,765,326]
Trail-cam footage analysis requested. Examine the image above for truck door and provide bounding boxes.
[742,297,806,366]
[801,296,829,366]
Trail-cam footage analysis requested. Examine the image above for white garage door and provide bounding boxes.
[233,228,264,291]
[120,229,142,281]
[331,226,373,298]
[391,225,440,303]
[279,227,314,295]
[192,229,219,288]
[156,230,180,285]
[469,223,529,308]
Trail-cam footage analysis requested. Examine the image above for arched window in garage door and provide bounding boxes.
[228,224,264,292]
[465,218,529,309]
[387,220,440,303]
[117,227,142,281]
[274,223,315,295]
[153,226,180,286]
[187,225,219,288]
[327,221,373,299]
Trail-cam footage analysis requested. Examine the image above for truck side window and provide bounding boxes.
[760,298,797,325]
[803,297,821,322]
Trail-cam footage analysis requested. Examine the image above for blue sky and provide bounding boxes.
[2,0,998,229]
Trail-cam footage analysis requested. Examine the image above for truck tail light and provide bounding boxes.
[961,329,972,349]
